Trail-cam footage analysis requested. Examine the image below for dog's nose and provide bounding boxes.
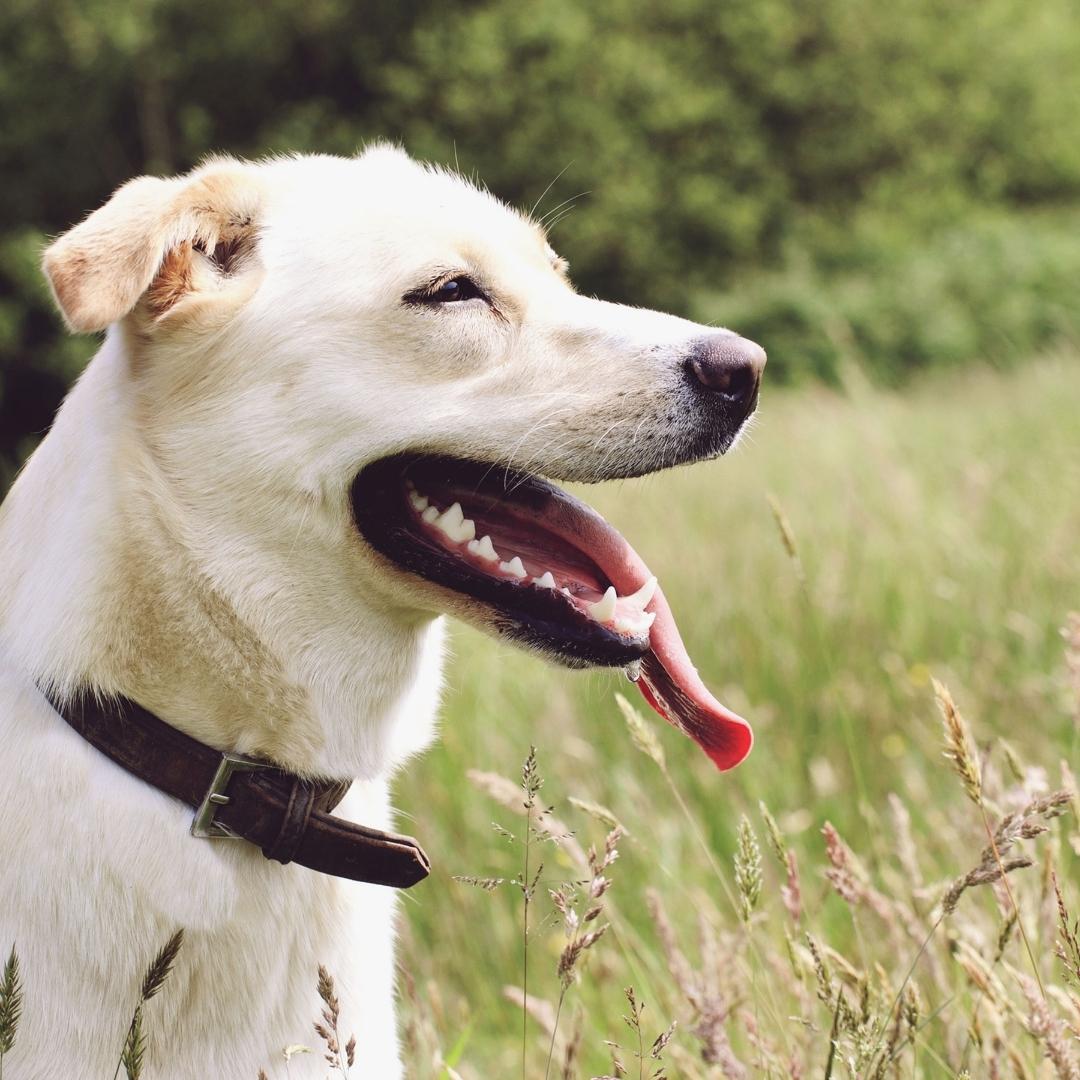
[685,334,766,409]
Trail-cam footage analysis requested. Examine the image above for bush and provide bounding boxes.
[698,210,1080,384]
[3,0,1080,478]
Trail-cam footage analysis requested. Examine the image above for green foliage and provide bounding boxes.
[3,0,1080,474]
[699,210,1080,383]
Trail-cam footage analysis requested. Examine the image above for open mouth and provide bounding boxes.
[350,454,752,771]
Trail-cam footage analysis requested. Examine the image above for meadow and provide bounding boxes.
[393,353,1080,1078]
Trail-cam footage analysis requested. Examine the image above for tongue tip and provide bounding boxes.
[635,660,754,772]
[701,716,754,772]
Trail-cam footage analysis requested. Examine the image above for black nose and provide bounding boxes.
[685,334,766,410]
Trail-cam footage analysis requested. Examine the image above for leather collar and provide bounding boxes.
[47,690,430,889]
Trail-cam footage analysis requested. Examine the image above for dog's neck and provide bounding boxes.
[0,331,442,780]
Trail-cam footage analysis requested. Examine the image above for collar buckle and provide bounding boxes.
[190,751,267,839]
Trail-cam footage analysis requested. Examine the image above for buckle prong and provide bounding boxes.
[191,752,265,839]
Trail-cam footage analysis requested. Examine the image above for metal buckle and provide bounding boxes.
[190,752,266,839]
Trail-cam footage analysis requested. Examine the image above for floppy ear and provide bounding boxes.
[42,160,264,333]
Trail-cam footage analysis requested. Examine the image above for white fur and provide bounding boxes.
[0,146,752,1078]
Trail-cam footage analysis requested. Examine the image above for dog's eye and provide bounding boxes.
[432,277,482,303]
[403,274,488,308]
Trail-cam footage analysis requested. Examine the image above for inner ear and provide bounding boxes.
[205,235,250,275]
[144,220,261,323]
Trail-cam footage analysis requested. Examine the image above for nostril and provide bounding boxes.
[687,356,759,404]
[685,335,766,405]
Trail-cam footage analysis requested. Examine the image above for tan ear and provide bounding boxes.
[42,159,263,333]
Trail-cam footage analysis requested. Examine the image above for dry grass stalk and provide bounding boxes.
[0,945,23,1077]
[1054,872,1080,988]
[766,492,805,584]
[561,1007,584,1080]
[453,875,505,891]
[615,692,666,772]
[315,964,355,1075]
[888,793,923,895]
[545,828,621,1078]
[645,888,745,1075]
[757,800,786,867]
[466,765,587,870]
[593,987,675,1080]
[503,985,557,1036]
[1020,975,1080,1080]
[941,792,1069,914]
[568,796,627,834]
[933,677,983,805]
[114,928,184,1080]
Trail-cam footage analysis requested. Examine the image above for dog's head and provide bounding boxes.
[43,146,763,770]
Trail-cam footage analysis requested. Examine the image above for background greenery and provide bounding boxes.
[3,2,1080,1075]
[4,0,1080,482]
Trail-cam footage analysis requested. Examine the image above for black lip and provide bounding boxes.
[349,455,648,668]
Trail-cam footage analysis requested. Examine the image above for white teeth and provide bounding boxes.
[421,505,439,524]
[434,502,476,544]
[408,491,430,512]
[534,571,557,589]
[587,586,617,624]
[625,575,658,609]
[561,587,572,597]
[499,556,527,579]
[467,535,500,562]
[436,501,463,531]
[614,609,657,635]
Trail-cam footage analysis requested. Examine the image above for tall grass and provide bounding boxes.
[396,352,1080,1076]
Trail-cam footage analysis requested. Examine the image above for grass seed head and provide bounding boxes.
[140,928,184,1003]
[0,945,23,1056]
[615,693,666,771]
[933,677,983,805]
[933,678,984,807]
[734,815,763,925]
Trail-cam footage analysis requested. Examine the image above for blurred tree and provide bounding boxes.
[2,0,1079,480]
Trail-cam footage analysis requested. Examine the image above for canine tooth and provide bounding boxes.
[625,575,658,609]
[641,610,656,630]
[421,505,439,524]
[587,586,617,623]
[409,491,429,512]
[436,501,464,533]
[467,535,499,562]
[500,556,527,579]
[534,571,557,589]
[624,659,642,682]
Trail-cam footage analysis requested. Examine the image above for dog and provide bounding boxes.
[0,146,763,1078]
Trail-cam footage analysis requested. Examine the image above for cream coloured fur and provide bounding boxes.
[0,146,751,1078]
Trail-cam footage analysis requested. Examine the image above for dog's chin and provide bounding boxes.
[349,454,653,669]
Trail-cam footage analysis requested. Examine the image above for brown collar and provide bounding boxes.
[47,690,430,889]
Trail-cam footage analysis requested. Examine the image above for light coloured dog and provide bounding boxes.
[0,146,763,1078]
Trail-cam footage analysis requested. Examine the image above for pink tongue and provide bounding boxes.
[635,586,753,771]
[527,490,752,770]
